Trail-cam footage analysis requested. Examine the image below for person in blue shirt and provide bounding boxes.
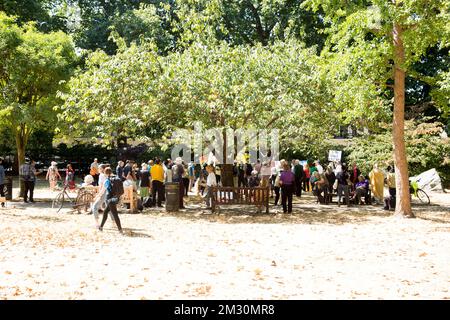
[188,161,195,193]
[98,167,123,234]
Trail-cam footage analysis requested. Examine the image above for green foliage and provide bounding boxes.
[59,38,336,155]
[346,120,450,182]
[156,40,335,151]
[111,4,175,53]
[303,0,450,128]
[167,0,327,50]
[57,41,162,144]
[0,12,77,164]
[0,0,71,32]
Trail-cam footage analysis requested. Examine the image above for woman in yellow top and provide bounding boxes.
[369,163,384,203]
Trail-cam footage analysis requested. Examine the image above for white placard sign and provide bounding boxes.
[328,150,342,162]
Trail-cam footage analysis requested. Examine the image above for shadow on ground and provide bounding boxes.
[4,193,449,226]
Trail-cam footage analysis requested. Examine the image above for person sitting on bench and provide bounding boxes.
[312,172,329,204]
[353,175,369,205]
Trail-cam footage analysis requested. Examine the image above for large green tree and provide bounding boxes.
[59,37,334,185]
[0,0,70,32]
[171,0,326,49]
[304,0,450,217]
[0,13,77,171]
[57,38,162,145]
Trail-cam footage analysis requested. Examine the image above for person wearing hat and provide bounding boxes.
[46,161,61,191]
[248,170,261,188]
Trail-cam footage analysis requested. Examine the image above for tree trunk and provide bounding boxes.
[392,22,414,218]
[15,131,26,198]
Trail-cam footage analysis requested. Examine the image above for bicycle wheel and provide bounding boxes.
[52,192,65,212]
[416,189,430,205]
[75,191,94,214]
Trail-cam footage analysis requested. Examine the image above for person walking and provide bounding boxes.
[0,157,5,207]
[98,167,123,234]
[150,158,164,207]
[91,164,108,227]
[46,161,61,191]
[280,163,295,213]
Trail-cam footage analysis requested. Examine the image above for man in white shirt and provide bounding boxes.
[316,160,324,174]
[91,164,107,227]
[204,165,217,209]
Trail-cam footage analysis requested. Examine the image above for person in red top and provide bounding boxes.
[350,162,361,190]
[65,164,76,190]
[303,163,311,192]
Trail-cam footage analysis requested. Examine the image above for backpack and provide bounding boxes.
[110,177,124,197]
[143,196,153,208]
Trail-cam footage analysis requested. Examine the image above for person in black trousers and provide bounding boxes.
[152,180,164,206]
[20,158,37,203]
[151,159,164,207]
[273,168,281,206]
[293,160,304,197]
[98,167,123,234]
[280,163,295,213]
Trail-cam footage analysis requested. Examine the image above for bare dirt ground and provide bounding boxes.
[0,186,449,300]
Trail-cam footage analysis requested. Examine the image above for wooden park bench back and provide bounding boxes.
[211,186,270,214]
[120,186,138,213]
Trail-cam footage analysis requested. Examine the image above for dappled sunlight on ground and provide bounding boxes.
[0,190,449,299]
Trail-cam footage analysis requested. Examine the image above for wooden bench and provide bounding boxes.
[120,186,138,213]
[211,186,270,214]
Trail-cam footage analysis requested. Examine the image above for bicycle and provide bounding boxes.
[409,180,430,205]
[52,182,75,212]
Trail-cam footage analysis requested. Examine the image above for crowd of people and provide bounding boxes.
[1,155,401,233]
